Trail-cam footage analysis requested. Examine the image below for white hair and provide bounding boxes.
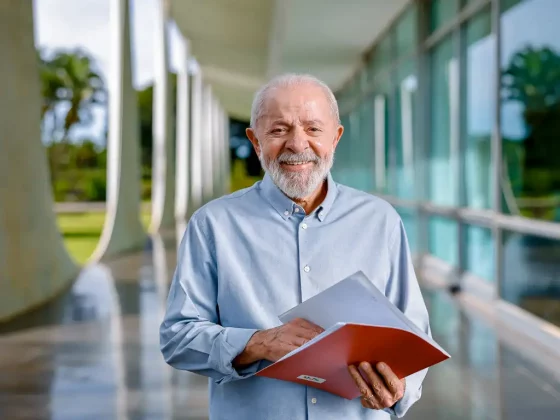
[249,73,340,129]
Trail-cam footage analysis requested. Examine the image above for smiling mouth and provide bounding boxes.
[280,161,315,171]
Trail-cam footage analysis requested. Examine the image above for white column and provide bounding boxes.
[189,68,203,216]
[220,106,229,196]
[92,0,146,261]
[224,110,231,194]
[150,0,175,232]
[212,98,222,196]
[201,84,214,202]
[216,104,225,196]
[0,0,77,321]
[175,35,190,224]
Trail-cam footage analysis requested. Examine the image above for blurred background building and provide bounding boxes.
[0,0,559,419]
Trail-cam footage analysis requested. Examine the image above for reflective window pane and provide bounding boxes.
[368,34,393,79]
[395,4,418,59]
[429,36,459,206]
[396,207,418,254]
[463,8,495,209]
[370,73,392,195]
[430,0,459,33]
[465,225,495,282]
[334,114,352,184]
[429,216,458,266]
[349,100,375,192]
[502,232,560,327]
[394,59,418,199]
[501,0,560,222]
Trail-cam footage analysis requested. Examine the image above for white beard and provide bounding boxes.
[259,147,334,199]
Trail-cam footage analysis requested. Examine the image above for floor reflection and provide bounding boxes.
[0,235,559,419]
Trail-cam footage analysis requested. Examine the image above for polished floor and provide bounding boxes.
[1,234,560,419]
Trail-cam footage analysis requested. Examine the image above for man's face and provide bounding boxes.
[246,83,344,199]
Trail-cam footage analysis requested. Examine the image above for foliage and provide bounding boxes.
[501,45,560,220]
[137,74,178,167]
[38,48,106,142]
[502,46,560,110]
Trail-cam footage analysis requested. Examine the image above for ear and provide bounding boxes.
[246,127,261,156]
[332,124,344,150]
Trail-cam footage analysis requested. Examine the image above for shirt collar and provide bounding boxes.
[259,172,338,222]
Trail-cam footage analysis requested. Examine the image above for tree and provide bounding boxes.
[38,48,106,142]
[502,45,560,219]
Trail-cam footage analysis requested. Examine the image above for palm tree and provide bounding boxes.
[502,45,560,219]
[38,48,106,187]
[45,49,106,142]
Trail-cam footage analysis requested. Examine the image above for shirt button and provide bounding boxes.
[294,208,300,213]
[319,212,324,218]
[284,211,289,216]
[311,398,317,404]
[301,223,307,229]
[304,265,310,273]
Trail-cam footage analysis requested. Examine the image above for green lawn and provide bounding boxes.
[57,210,151,265]
[56,212,105,264]
[56,163,259,264]
[230,159,262,191]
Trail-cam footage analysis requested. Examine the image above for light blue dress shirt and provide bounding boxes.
[160,172,431,419]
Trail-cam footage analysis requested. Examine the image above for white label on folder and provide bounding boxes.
[298,375,326,384]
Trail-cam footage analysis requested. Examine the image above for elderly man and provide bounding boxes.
[160,74,431,419]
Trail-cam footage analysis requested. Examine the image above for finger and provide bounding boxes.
[376,362,405,401]
[292,318,324,334]
[294,327,321,341]
[361,396,381,410]
[359,362,394,408]
[291,336,309,346]
[347,365,381,406]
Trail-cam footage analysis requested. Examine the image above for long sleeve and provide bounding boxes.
[159,212,260,384]
[383,218,431,418]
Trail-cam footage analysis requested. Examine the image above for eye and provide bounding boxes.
[309,127,321,132]
[270,127,286,134]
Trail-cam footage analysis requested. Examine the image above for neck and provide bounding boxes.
[292,179,328,214]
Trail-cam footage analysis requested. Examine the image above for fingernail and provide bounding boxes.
[378,362,386,369]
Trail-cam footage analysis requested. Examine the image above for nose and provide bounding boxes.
[285,127,309,153]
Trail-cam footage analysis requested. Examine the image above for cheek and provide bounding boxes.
[309,135,334,156]
[260,140,283,160]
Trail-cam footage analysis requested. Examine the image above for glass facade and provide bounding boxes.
[332,0,560,327]
[502,232,560,326]
[463,7,495,209]
[500,0,560,222]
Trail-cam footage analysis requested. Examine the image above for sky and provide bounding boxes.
[33,0,184,143]
[33,0,559,144]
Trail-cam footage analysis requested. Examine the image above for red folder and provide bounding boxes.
[256,323,449,400]
[255,271,450,400]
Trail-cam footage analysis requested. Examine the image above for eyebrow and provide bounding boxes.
[266,118,326,127]
[303,119,325,126]
[269,119,290,126]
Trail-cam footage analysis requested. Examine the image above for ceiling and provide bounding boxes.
[169,0,410,121]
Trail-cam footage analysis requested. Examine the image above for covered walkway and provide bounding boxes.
[2,0,560,418]
[1,235,559,419]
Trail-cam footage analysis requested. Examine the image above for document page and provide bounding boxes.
[276,322,346,362]
[279,271,410,332]
[279,270,449,356]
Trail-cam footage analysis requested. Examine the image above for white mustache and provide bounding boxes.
[277,152,320,164]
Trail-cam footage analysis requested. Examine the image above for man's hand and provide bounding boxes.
[348,362,406,411]
[233,318,324,366]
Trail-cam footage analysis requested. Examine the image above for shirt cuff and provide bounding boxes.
[209,327,260,383]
